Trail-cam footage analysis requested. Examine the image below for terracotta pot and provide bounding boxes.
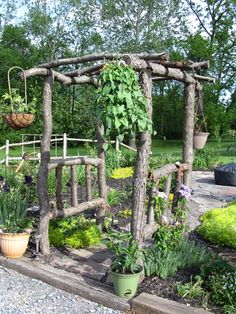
[3,113,34,130]
[0,232,30,258]
[193,132,209,149]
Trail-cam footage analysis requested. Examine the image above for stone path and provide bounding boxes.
[189,171,236,230]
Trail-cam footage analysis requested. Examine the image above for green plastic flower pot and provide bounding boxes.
[111,266,142,298]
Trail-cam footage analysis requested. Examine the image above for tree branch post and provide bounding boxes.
[96,123,107,230]
[131,69,153,247]
[38,73,53,256]
[182,83,195,187]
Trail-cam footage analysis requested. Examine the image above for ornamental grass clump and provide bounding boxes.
[197,204,236,248]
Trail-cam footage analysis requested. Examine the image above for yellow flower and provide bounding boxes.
[169,193,174,201]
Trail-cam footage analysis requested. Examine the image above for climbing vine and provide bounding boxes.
[96,63,153,141]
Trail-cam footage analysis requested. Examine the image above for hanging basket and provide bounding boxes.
[2,113,35,130]
[193,132,209,149]
[2,66,35,129]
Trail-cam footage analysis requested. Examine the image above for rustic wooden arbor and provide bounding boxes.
[23,53,214,255]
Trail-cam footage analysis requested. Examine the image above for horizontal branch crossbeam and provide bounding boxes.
[38,52,169,69]
[152,163,189,182]
[49,198,105,218]
[48,157,102,170]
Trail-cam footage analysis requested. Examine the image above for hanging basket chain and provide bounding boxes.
[7,66,28,113]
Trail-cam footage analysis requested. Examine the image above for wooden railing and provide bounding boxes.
[144,162,189,238]
[0,133,137,166]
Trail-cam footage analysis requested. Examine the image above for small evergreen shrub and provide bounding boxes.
[197,204,236,248]
[49,215,101,249]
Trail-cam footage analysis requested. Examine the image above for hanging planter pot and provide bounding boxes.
[193,132,209,149]
[1,66,35,130]
[3,113,34,130]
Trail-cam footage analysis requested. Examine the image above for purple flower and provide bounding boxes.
[2,183,10,192]
[24,175,33,185]
[179,184,191,199]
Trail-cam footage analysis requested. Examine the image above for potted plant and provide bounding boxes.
[193,116,209,149]
[104,231,142,298]
[1,66,36,130]
[0,191,33,258]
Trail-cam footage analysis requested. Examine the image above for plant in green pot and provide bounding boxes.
[104,231,142,298]
[0,191,33,258]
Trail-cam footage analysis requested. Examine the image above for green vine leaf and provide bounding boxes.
[96,63,153,139]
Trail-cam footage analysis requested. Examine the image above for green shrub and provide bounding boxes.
[143,240,210,278]
[176,275,206,300]
[119,149,136,167]
[49,215,101,249]
[193,148,219,170]
[197,205,236,248]
[200,257,236,307]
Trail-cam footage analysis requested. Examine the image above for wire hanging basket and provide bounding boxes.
[2,66,35,130]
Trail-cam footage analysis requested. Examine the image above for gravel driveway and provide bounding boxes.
[0,266,122,314]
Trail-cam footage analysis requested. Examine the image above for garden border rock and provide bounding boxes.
[0,256,213,314]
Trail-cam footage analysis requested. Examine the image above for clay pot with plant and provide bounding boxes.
[0,191,33,259]
[104,231,142,298]
[1,66,36,130]
[193,116,209,149]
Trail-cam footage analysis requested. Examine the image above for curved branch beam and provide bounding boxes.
[123,56,214,83]
[123,55,195,83]
[63,63,104,77]
[23,68,92,85]
[37,52,169,69]
[155,60,210,70]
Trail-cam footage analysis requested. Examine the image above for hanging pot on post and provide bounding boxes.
[2,66,35,130]
[193,132,209,149]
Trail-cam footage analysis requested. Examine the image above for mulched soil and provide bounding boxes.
[28,176,235,314]
[138,269,224,313]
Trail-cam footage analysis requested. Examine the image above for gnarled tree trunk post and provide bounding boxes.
[131,69,153,247]
[96,122,107,230]
[182,83,195,187]
[38,74,53,256]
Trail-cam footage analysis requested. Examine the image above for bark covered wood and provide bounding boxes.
[56,166,63,210]
[152,163,189,182]
[182,83,195,187]
[131,69,153,246]
[70,165,78,207]
[38,52,169,69]
[48,157,102,170]
[50,198,105,218]
[96,123,107,230]
[86,164,92,201]
[38,74,53,256]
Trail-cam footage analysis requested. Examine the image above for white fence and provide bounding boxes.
[0,133,137,166]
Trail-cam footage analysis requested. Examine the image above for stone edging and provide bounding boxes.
[0,256,213,314]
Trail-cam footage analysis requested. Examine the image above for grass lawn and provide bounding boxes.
[0,137,236,165]
[152,137,236,164]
